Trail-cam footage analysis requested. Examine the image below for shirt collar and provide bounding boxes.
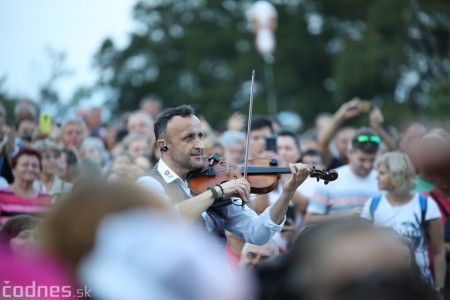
[157,159,182,184]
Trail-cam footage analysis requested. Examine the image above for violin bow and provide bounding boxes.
[241,70,255,208]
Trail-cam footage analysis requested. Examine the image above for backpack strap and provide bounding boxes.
[370,195,382,221]
[430,191,450,220]
[418,194,427,227]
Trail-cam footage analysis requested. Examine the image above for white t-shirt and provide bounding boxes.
[308,165,379,215]
[361,193,441,284]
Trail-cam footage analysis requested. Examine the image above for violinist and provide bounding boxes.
[137,105,310,246]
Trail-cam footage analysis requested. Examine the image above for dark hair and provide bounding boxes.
[351,128,380,154]
[277,129,300,150]
[254,219,436,300]
[251,116,273,133]
[154,105,196,140]
[115,128,129,144]
[11,147,41,169]
[301,149,324,161]
[0,215,39,244]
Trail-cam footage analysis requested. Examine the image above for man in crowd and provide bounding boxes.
[140,95,162,120]
[137,105,310,246]
[128,111,155,151]
[305,128,380,223]
[319,98,396,169]
[248,116,274,159]
[239,240,279,269]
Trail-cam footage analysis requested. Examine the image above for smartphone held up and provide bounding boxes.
[357,101,372,113]
[39,113,52,135]
[265,135,277,153]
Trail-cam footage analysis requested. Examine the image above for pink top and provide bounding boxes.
[0,187,51,224]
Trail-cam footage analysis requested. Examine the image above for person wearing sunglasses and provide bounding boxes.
[305,128,381,224]
[318,98,396,170]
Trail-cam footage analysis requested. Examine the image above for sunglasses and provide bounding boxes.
[356,135,381,144]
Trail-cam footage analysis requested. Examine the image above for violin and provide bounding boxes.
[187,153,338,196]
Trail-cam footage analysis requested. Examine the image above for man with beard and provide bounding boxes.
[137,105,310,246]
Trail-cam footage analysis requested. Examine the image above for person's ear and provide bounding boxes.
[157,139,168,152]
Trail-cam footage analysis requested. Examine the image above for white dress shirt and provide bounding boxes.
[136,159,285,245]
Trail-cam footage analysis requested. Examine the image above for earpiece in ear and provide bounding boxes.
[160,144,168,152]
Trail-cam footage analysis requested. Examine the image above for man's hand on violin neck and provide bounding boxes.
[283,163,310,193]
[221,178,251,203]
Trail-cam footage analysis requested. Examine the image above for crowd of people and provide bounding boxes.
[0,96,448,300]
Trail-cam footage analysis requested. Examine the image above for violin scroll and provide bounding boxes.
[309,166,338,185]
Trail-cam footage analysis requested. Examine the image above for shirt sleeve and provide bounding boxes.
[306,186,330,215]
[360,198,373,220]
[426,196,442,221]
[224,203,284,246]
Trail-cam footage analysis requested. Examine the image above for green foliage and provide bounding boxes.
[0,77,18,124]
[92,0,449,130]
[426,80,450,120]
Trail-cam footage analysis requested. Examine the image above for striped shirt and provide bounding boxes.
[0,187,51,224]
[307,165,380,215]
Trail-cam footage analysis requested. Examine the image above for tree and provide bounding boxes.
[93,0,449,129]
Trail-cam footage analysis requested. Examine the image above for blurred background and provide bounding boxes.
[0,0,449,130]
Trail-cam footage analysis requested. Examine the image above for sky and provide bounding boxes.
[0,0,137,107]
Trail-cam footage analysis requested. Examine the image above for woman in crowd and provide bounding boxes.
[361,151,445,291]
[106,154,146,182]
[80,137,111,175]
[219,131,245,164]
[0,214,39,256]
[58,119,86,150]
[0,147,51,224]
[33,139,72,203]
[121,134,150,161]
[57,147,81,183]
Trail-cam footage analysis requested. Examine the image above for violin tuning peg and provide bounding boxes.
[316,177,319,182]
[269,158,278,166]
[324,180,329,185]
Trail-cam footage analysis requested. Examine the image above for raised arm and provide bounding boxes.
[318,99,361,167]
[269,163,310,224]
[369,106,397,151]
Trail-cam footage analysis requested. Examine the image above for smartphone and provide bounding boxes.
[39,113,52,135]
[357,101,372,113]
[281,205,297,232]
[285,205,297,222]
[265,135,277,152]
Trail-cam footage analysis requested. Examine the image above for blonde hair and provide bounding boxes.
[375,151,416,194]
